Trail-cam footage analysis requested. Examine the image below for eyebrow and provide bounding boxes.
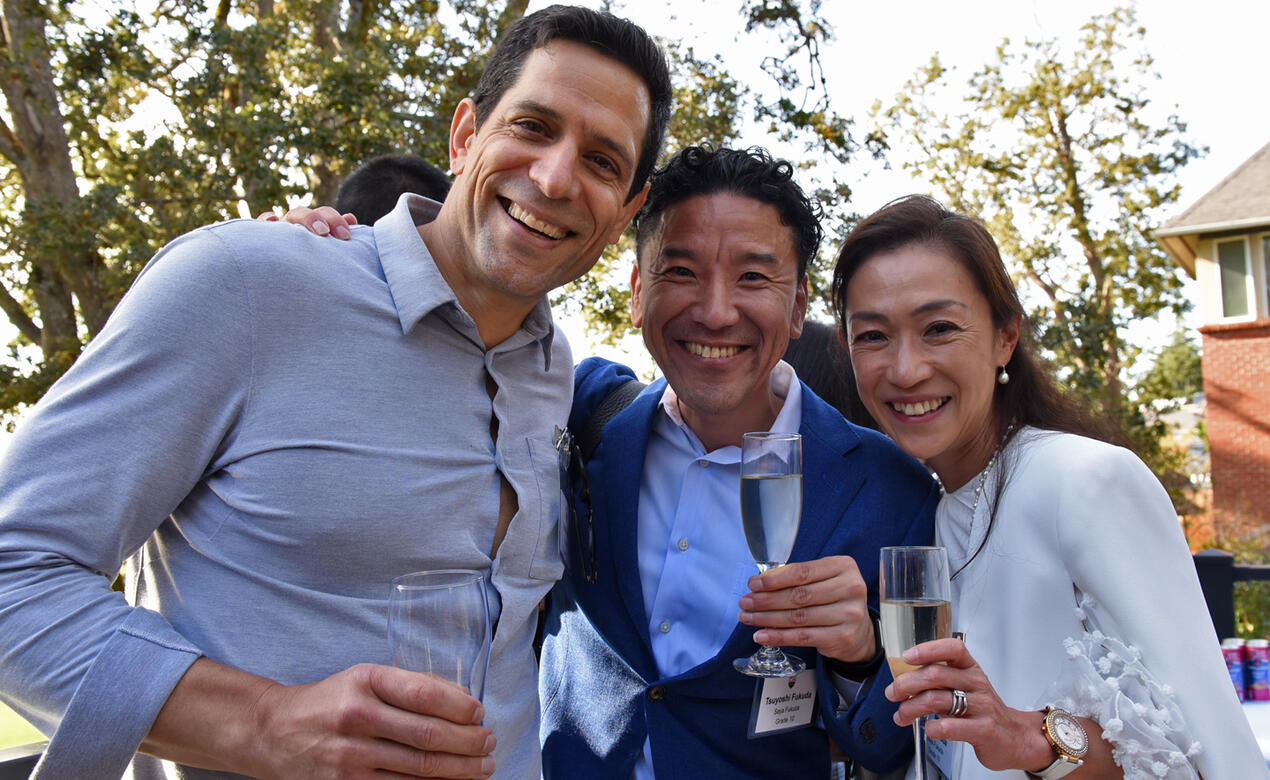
[658,247,784,264]
[513,99,636,174]
[849,298,968,323]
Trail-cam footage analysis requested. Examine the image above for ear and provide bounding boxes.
[448,98,478,176]
[996,313,1021,367]
[629,261,645,328]
[608,181,649,245]
[789,276,809,340]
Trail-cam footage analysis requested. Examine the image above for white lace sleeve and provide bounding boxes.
[1039,592,1203,779]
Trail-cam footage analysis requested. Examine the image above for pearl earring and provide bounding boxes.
[997,366,1010,385]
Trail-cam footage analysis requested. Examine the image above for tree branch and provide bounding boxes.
[0,281,41,344]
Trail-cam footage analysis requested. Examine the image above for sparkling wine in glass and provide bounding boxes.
[388,569,491,702]
[879,546,951,780]
[734,431,805,678]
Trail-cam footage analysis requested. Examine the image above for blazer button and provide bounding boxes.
[647,685,667,702]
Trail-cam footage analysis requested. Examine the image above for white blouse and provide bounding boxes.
[923,427,1265,778]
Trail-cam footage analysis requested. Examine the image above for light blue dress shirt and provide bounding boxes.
[633,362,802,780]
[0,194,569,779]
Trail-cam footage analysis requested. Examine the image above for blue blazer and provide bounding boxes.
[540,358,939,779]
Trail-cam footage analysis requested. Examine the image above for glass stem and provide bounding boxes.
[913,716,926,780]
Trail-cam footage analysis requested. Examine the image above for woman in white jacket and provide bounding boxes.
[831,195,1265,779]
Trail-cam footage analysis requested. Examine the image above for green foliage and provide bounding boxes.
[1,0,855,409]
[1235,581,1270,640]
[873,6,1204,499]
[0,0,525,423]
[1136,329,1203,408]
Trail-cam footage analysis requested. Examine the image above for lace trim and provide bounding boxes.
[1040,594,1201,778]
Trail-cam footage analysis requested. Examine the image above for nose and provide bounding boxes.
[887,335,932,388]
[529,142,581,201]
[695,275,740,330]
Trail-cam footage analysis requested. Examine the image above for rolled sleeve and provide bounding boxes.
[35,609,201,779]
[0,226,252,771]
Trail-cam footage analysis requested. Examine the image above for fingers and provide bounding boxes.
[902,637,976,668]
[366,668,490,754]
[369,736,495,779]
[741,557,864,612]
[282,205,354,239]
[746,555,860,594]
[257,211,281,221]
[249,664,496,779]
[889,687,955,726]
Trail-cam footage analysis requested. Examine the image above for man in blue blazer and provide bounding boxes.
[540,147,940,778]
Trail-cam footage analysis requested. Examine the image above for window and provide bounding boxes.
[1217,238,1250,318]
[1263,236,1270,316]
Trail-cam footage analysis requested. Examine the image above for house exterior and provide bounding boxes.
[1156,140,1270,528]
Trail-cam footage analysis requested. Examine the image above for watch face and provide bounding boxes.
[1050,711,1089,754]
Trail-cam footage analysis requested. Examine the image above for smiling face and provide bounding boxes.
[844,242,1018,490]
[427,40,651,342]
[631,193,808,449]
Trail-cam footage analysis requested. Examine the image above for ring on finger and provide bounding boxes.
[948,688,969,717]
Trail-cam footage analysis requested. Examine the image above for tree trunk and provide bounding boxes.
[0,0,100,352]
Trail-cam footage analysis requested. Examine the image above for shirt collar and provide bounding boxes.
[655,360,803,460]
[374,193,556,369]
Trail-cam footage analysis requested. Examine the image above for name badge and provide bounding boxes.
[747,669,816,738]
[924,722,956,780]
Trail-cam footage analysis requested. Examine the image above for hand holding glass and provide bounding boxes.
[879,546,951,780]
[388,569,491,703]
[734,431,805,678]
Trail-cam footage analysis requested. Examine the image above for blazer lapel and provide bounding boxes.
[592,381,664,673]
[791,386,864,563]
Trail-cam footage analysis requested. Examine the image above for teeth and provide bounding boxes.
[507,202,566,239]
[892,398,948,416]
[685,342,740,359]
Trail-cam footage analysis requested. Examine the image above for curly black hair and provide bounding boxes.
[633,145,822,279]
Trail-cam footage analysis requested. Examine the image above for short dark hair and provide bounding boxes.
[471,4,672,203]
[335,154,452,224]
[634,145,822,279]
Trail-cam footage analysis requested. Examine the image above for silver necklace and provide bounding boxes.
[969,423,1015,527]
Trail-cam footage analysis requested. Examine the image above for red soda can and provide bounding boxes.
[1247,638,1270,701]
[1224,638,1247,702]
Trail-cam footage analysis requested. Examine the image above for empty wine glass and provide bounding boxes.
[388,569,491,702]
[879,546,951,780]
[733,431,804,678]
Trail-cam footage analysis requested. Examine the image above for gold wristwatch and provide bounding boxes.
[1026,706,1089,779]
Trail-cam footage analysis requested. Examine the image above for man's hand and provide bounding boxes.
[144,658,494,779]
[737,555,876,664]
[257,205,357,239]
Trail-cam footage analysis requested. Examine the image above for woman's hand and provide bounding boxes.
[884,638,1058,773]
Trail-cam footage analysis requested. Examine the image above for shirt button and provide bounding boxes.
[697,459,708,467]
[677,538,690,552]
[659,620,671,634]
[647,685,667,702]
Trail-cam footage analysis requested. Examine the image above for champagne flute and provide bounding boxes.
[733,431,805,678]
[879,546,951,780]
[388,569,491,702]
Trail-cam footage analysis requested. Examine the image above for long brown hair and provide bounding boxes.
[831,195,1122,575]
[830,195,1117,446]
